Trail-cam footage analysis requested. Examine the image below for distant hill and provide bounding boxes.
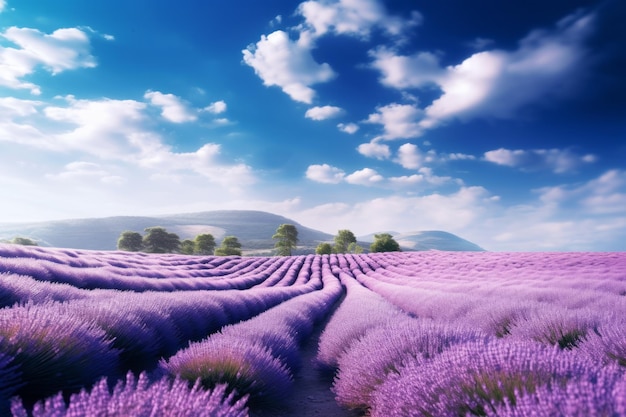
[0,211,484,253]
[393,231,484,251]
[0,211,333,254]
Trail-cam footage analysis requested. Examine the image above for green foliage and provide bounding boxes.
[315,242,333,255]
[142,227,181,254]
[370,233,401,253]
[347,242,364,254]
[194,234,216,255]
[117,231,143,252]
[333,229,357,254]
[215,236,242,256]
[272,224,298,256]
[180,239,195,255]
[9,237,38,246]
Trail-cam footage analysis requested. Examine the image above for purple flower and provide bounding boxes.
[11,372,249,417]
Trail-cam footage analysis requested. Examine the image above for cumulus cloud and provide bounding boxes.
[368,10,596,131]
[365,103,423,139]
[337,122,359,134]
[370,48,443,89]
[345,168,384,186]
[484,148,596,173]
[357,140,390,159]
[203,100,227,114]
[305,164,346,183]
[0,27,96,94]
[0,0,5,12]
[297,0,422,41]
[144,91,197,123]
[305,105,345,120]
[394,143,435,169]
[242,30,336,103]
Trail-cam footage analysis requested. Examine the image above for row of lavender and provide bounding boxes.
[0,244,341,416]
[317,252,626,416]
[1,244,625,416]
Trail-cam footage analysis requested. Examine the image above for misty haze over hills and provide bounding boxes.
[0,210,484,253]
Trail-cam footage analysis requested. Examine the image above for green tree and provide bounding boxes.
[347,242,364,254]
[117,231,143,252]
[215,236,242,256]
[195,233,216,255]
[180,239,195,255]
[272,224,299,256]
[10,237,38,246]
[370,233,401,253]
[315,242,333,255]
[333,229,357,254]
[142,227,181,253]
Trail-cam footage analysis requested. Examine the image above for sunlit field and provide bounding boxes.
[1,244,624,416]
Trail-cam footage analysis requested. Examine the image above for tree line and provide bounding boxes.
[116,224,400,256]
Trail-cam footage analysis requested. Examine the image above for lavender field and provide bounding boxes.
[0,243,625,416]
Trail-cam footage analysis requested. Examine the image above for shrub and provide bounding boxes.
[11,372,249,417]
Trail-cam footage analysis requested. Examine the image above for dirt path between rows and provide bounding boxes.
[251,318,363,417]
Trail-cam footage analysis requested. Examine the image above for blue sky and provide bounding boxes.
[1,0,624,250]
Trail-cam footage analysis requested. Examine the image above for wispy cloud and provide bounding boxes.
[296,0,422,41]
[203,100,227,114]
[369,9,596,132]
[337,122,359,134]
[0,26,96,94]
[242,30,335,104]
[144,91,198,123]
[484,148,596,173]
[305,105,345,120]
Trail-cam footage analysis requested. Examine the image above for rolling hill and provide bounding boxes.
[0,210,483,253]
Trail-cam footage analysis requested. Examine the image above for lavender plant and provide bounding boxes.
[370,338,603,417]
[11,372,249,417]
[160,335,292,406]
[333,317,485,411]
[0,301,120,404]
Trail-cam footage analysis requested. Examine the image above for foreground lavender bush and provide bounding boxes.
[370,339,603,417]
[486,367,626,417]
[316,275,406,370]
[334,317,485,411]
[11,372,249,417]
[160,335,292,406]
[0,302,120,404]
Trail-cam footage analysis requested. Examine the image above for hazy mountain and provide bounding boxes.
[392,231,484,251]
[0,211,332,253]
[0,211,483,253]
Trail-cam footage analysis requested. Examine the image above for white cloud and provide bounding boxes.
[337,122,359,134]
[297,0,422,41]
[357,140,390,159]
[366,103,423,139]
[484,148,596,173]
[291,169,626,250]
[394,143,435,169]
[242,30,336,104]
[368,10,596,131]
[0,0,6,13]
[345,168,384,186]
[370,47,443,89]
[0,27,96,94]
[306,164,345,183]
[46,161,125,184]
[203,100,227,114]
[305,105,345,120]
[144,91,197,123]
[296,186,492,236]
